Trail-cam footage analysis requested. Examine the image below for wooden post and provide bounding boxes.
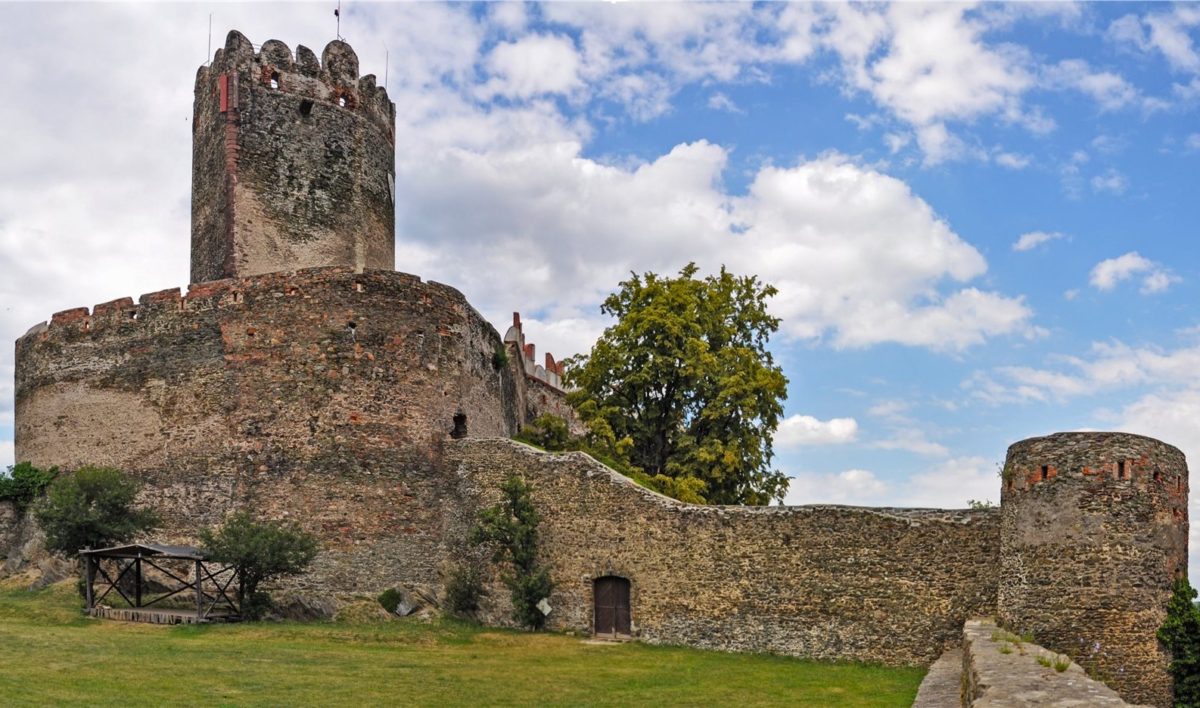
[84,555,95,612]
[195,560,203,619]
[135,556,142,608]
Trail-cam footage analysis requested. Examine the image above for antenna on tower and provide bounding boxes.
[334,1,343,42]
[385,49,389,92]
[206,13,212,66]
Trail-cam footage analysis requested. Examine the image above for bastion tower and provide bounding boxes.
[998,432,1188,706]
[191,31,396,282]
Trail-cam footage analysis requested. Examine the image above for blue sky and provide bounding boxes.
[1,3,1198,539]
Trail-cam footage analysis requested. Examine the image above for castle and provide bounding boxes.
[2,31,1189,707]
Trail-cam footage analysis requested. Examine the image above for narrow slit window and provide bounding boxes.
[1041,465,1049,481]
[270,72,280,90]
[1118,460,1126,479]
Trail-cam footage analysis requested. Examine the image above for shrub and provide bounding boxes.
[0,462,58,512]
[378,588,402,615]
[492,347,509,370]
[34,466,157,555]
[444,564,485,619]
[514,414,571,451]
[1053,655,1070,672]
[1036,654,1051,668]
[200,511,319,620]
[470,476,553,630]
[1159,577,1200,704]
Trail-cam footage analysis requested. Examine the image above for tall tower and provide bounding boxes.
[998,432,1188,707]
[191,30,396,283]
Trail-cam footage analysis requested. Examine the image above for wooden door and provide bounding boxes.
[593,576,631,636]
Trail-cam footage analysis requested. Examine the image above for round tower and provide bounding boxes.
[998,431,1188,707]
[191,31,396,283]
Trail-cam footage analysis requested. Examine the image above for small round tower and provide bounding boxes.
[191,31,396,283]
[998,431,1188,707]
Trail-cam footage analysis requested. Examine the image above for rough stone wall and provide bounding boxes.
[0,501,18,559]
[448,438,1000,666]
[14,267,518,593]
[998,432,1188,707]
[191,31,395,283]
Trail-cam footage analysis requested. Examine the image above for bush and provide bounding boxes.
[34,467,157,555]
[1159,577,1200,704]
[470,476,553,630]
[514,414,571,451]
[492,347,509,370]
[444,565,485,619]
[378,587,402,614]
[200,511,319,621]
[0,462,58,512]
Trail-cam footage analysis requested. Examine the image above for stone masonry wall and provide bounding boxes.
[192,31,395,283]
[998,432,1188,707]
[0,501,18,560]
[448,438,1000,666]
[14,266,519,593]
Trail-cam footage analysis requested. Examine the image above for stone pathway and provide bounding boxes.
[913,646,962,708]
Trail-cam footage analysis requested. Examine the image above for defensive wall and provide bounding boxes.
[14,266,522,592]
[449,438,1001,666]
[192,32,396,283]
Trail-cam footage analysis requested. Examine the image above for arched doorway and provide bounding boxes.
[593,576,631,637]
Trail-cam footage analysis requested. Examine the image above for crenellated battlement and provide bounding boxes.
[504,312,568,391]
[196,31,394,139]
[16,267,469,351]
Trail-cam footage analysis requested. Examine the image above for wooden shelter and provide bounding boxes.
[80,543,240,624]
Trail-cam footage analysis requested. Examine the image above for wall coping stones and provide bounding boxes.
[962,619,1151,707]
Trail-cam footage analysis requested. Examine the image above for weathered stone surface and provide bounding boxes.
[448,439,1000,666]
[191,31,396,283]
[962,619,1150,707]
[913,646,963,707]
[0,501,17,559]
[998,433,1186,707]
[15,267,523,593]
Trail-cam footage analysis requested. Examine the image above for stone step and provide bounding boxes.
[913,646,963,708]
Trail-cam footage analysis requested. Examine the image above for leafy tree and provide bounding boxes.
[0,462,58,512]
[35,466,158,555]
[200,511,319,620]
[514,413,571,451]
[565,263,789,505]
[471,476,553,630]
[1159,577,1200,704]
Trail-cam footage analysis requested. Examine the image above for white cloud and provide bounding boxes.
[867,400,911,419]
[1108,7,1200,74]
[1186,134,1200,151]
[775,414,859,448]
[481,34,583,100]
[707,92,743,114]
[872,430,950,457]
[1012,231,1064,252]
[897,456,999,508]
[1119,389,1200,470]
[1089,252,1178,294]
[783,468,889,506]
[0,440,11,468]
[1042,59,1140,111]
[1090,168,1129,195]
[995,152,1031,169]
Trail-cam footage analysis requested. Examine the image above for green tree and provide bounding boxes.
[1159,577,1200,704]
[0,462,58,512]
[200,511,319,620]
[471,476,553,630]
[565,264,789,505]
[35,466,158,555]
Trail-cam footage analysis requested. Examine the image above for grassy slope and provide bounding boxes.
[0,584,924,707]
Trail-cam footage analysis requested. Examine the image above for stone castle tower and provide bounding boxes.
[998,432,1188,706]
[191,31,396,283]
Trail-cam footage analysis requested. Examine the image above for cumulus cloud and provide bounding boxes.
[872,430,950,458]
[783,468,889,506]
[783,456,999,508]
[995,152,1031,169]
[775,414,859,448]
[1012,231,1064,252]
[1108,6,1200,74]
[707,92,743,114]
[1090,168,1129,195]
[1089,252,1179,294]
[1042,59,1141,111]
[480,34,584,99]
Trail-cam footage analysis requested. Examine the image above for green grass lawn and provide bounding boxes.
[0,583,924,706]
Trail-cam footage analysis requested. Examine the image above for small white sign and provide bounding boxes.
[537,598,552,616]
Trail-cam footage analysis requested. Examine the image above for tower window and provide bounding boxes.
[299,99,314,117]
[269,72,280,90]
[338,96,347,107]
[1041,465,1049,481]
[1118,460,1126,479]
